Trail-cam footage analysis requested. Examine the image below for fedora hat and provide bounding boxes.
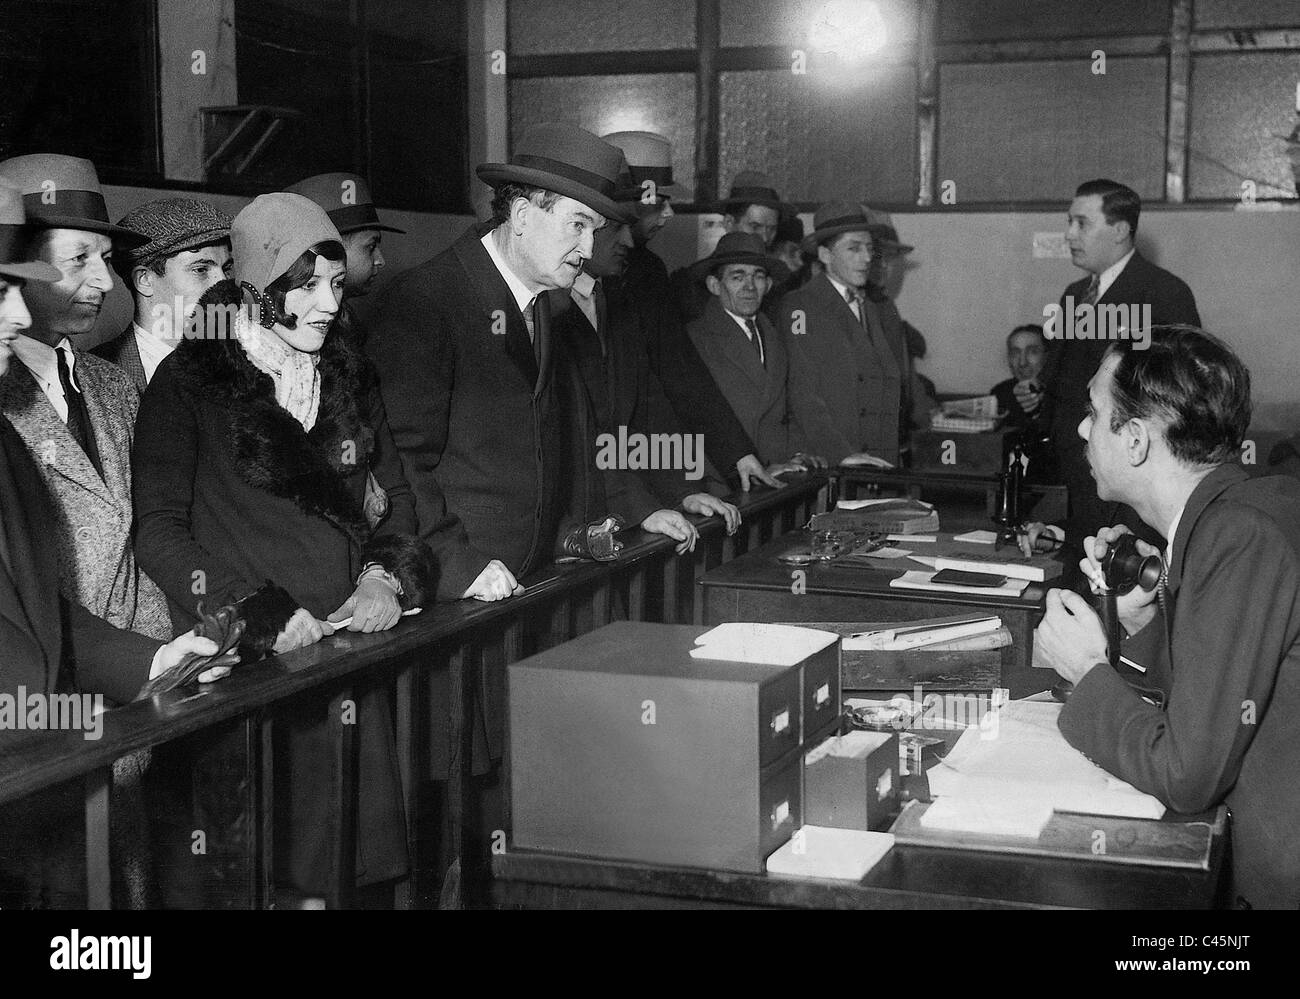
[231,193,342,292]
[116,197,233,274]
[476,123,635,223]
[861,203,913,255]
[0,153,147,247]
[285,172,406,235]
[802,201,874,252]
[689,231,783,282]
[721,170,787,214]
[601,131,692,202]
[0,181,60,283]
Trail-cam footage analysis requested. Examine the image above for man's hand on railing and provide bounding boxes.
[463,559,525,602]
[273,608,336,653]
[328,575,402,633]
[641,509,699,554]
[735,453,783,491]
[681,493,740,535]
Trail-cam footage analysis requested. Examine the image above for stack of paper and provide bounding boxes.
[689,623,839,666]
[889,569,1029,597]
[843,614,1002,651]
[765,826,895,881]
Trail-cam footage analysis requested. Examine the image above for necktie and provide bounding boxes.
[744,317,764,367]
[1081,273,1101,307]
[56,346,104,479]
[532,291,549,369]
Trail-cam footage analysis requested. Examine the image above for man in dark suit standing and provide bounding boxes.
[685,232,824,476]
[367,123,635,604]
[1035,330,1300,909]
[779,202,909,468]
[94,197,232,394]
[1045,179,1201,547]
[602,132,780,494]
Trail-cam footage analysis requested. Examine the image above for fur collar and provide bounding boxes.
[168,280,375,544]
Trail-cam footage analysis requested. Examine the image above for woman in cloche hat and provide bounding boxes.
[131,192,435,903]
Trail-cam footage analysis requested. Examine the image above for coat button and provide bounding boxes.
[76,526,95,543]
[858,375,864,383]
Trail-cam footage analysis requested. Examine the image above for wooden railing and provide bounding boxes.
[0,475,826,909]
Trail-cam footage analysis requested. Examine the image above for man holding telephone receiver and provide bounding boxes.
[1033,328,1300,909]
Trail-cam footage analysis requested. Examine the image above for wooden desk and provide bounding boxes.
[492,806,1228,910]
[697,531,1054,698]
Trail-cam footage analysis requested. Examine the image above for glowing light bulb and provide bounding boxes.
[809,0,888,60]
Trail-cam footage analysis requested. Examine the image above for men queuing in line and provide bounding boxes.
[779,201,908,468]
[604,133,782,493]
[556,179,741,551]
[1035,329,1299,910]
[93,198,233,394]
[1043,178,1201,548]
[686,232,824,478]
[0,154,172,642]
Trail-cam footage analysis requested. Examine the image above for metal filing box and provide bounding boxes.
[509,622,841,872]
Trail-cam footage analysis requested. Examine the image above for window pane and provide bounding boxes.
[508,0,694,55]
[938,58,1167,202]
[720,0,918,49]
[938,0,1169,42]
[1195,0,1300,29]
[0,0,159,182]
[509,74,696,196]
[1188,53,1300,201]
[719,65,916,205]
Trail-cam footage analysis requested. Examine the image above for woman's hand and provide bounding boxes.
[641,509,699,554]
[681,493,741,535]
[328,577,402,633]
[273,607,335,652]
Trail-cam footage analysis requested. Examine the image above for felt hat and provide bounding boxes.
[0,181,60,283]
[0,153,147,246]
[720,170,787,214]
[230,193,342,292]
[476,123,636,223]
[689,231,784,282]
[284,172,406,235]
[802,201,874,252]
[861,203,913,255]
[600,130,691,202]
[115,197,233,273]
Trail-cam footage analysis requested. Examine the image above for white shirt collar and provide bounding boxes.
[480,228,539,315]
[1096,248,1135,300]
[571,270,596,299]
[1165,502,1185,568]
[10,334,76,422]
[823,271,857,300]
[132,322,178,384]
[723,307,757,337]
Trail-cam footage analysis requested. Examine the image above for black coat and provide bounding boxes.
[557,277,696,525]
[1044,251,1201,545]
[365,223,592,599]
[1,416,156,705]
[621,246,759,476]
[132,295,428,892]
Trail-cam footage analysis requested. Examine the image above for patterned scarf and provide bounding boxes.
[236,310,322,431]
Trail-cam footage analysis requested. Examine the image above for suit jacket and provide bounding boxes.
[778,272,906,465]
[366,223,591,600]
[619,246,759,476]
[687,298,793,466]
[92,327,148,397]
[1,416,157,704]
[0,346,172,641]
[558,278,695,526]
[1059,465,1300,909]
[1045,251,1201,544]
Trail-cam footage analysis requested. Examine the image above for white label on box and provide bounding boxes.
[877,770,892,801]
[771,708,790,734]
[772,799,790,827]
[814,683,830,707]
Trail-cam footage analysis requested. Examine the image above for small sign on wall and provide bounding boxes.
[1032,231,1071,259]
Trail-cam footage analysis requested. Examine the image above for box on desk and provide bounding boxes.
[911,428,1009,474]
[805,731,899,831]
[509,622,842,872]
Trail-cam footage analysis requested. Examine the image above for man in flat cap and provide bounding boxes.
[0,153,171,641]
[93,197,232,394]
[778,201,908,468]
[603,134,781,494]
